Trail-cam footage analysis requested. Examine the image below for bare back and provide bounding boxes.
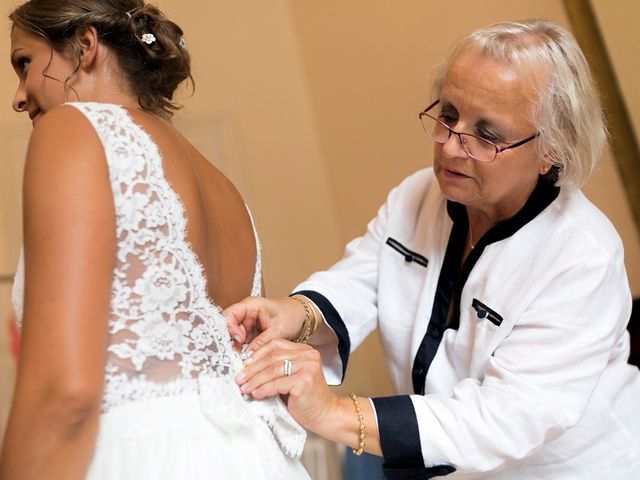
[8,103,308,478]
[128,110,258,308]
[34,102,262,410]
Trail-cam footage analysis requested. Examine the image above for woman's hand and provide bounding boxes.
[235,338,383,455]
[235,339,338,432]
[224,297,306,353]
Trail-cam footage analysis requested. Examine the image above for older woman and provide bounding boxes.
[226,19,640,479]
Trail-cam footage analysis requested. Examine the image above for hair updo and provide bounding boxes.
[10,0,193,119]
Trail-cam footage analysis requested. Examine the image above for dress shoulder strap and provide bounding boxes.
[245,205,263,296]
[66,102,127,145]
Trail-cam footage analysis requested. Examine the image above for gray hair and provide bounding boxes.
[432,19,606,189]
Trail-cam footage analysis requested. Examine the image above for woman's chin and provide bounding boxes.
[436,174,472,205]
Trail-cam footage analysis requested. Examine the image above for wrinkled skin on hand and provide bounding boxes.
[224,296,305,352]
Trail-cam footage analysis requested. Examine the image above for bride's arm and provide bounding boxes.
[0,107,116,480]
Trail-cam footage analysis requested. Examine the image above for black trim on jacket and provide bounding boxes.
[411,178,560,394]
[292,290,351,381]
[372,395,456,479]
[386,237,429,267]
[411,215,467,395]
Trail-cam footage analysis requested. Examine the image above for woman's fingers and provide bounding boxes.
[224,298,266,345]
[244,307,285,352]
[244,358,313,400]
[225,302,251,345]
[236,340,334,430]
[226,297,307,352]
[237,340,311,389]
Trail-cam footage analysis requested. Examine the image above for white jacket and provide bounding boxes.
[295,168,640,479]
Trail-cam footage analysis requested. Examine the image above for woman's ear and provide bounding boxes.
[74,25,100,71]
[539,149,557,175]
[539,162,551,175]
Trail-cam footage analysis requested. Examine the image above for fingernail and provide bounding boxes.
[235,372,246,383]
[233,335,242,344]
[241,350,253,363]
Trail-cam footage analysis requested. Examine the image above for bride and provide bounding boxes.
[0,1,309,479]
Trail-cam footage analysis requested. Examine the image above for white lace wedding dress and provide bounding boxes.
[11,102,309,480]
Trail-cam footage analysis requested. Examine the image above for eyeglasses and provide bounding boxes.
[419,99,539,163]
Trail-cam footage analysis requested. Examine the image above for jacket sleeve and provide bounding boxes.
[378,250,632,476]
[292,172,426,385]
[292,213,386,384]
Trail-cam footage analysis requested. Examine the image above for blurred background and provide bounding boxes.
[0,1,638,478]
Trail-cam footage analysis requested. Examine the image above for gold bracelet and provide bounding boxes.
[290,295,313,343]
[350,393,366,456]
[309,301,319,336]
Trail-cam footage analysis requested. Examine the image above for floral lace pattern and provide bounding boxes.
[13,102,262,409]
[11,248,24,330]
[74,102,243,410]
[11,103,304,462]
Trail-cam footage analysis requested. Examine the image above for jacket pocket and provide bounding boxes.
[471,298,503,326]
[385,237,428,267]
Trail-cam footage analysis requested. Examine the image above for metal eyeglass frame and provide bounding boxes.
[418,99,539,163]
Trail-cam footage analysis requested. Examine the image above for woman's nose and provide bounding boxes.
[12,86,27,113]
[441,132,468,159]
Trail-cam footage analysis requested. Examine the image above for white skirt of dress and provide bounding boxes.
[85,393,311,480]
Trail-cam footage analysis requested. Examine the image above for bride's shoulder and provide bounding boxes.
[30,104,97,144]
[26,105,107,190]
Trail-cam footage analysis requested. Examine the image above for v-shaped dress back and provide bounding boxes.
[12,102,309,480]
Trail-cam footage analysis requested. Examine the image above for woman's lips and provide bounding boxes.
[29,109,41,126]
[443,168,470,179]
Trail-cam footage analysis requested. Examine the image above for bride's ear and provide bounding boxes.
[74,25,100,71]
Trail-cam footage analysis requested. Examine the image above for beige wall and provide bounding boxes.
[593,0,640,140]
[0,0,638,446]
[586,0,640,294]
[287,0,640,396]
[0,0,30,450]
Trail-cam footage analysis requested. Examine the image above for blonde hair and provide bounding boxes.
[10,0,193,119]
[432,19,606,189]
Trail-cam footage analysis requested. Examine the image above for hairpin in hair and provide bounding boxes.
[125,8,138,19]
[179,37,186,48]
[140,33,157,45]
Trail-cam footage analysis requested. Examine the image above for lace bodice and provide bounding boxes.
[11,103,306,470]
[12,102,262,410]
